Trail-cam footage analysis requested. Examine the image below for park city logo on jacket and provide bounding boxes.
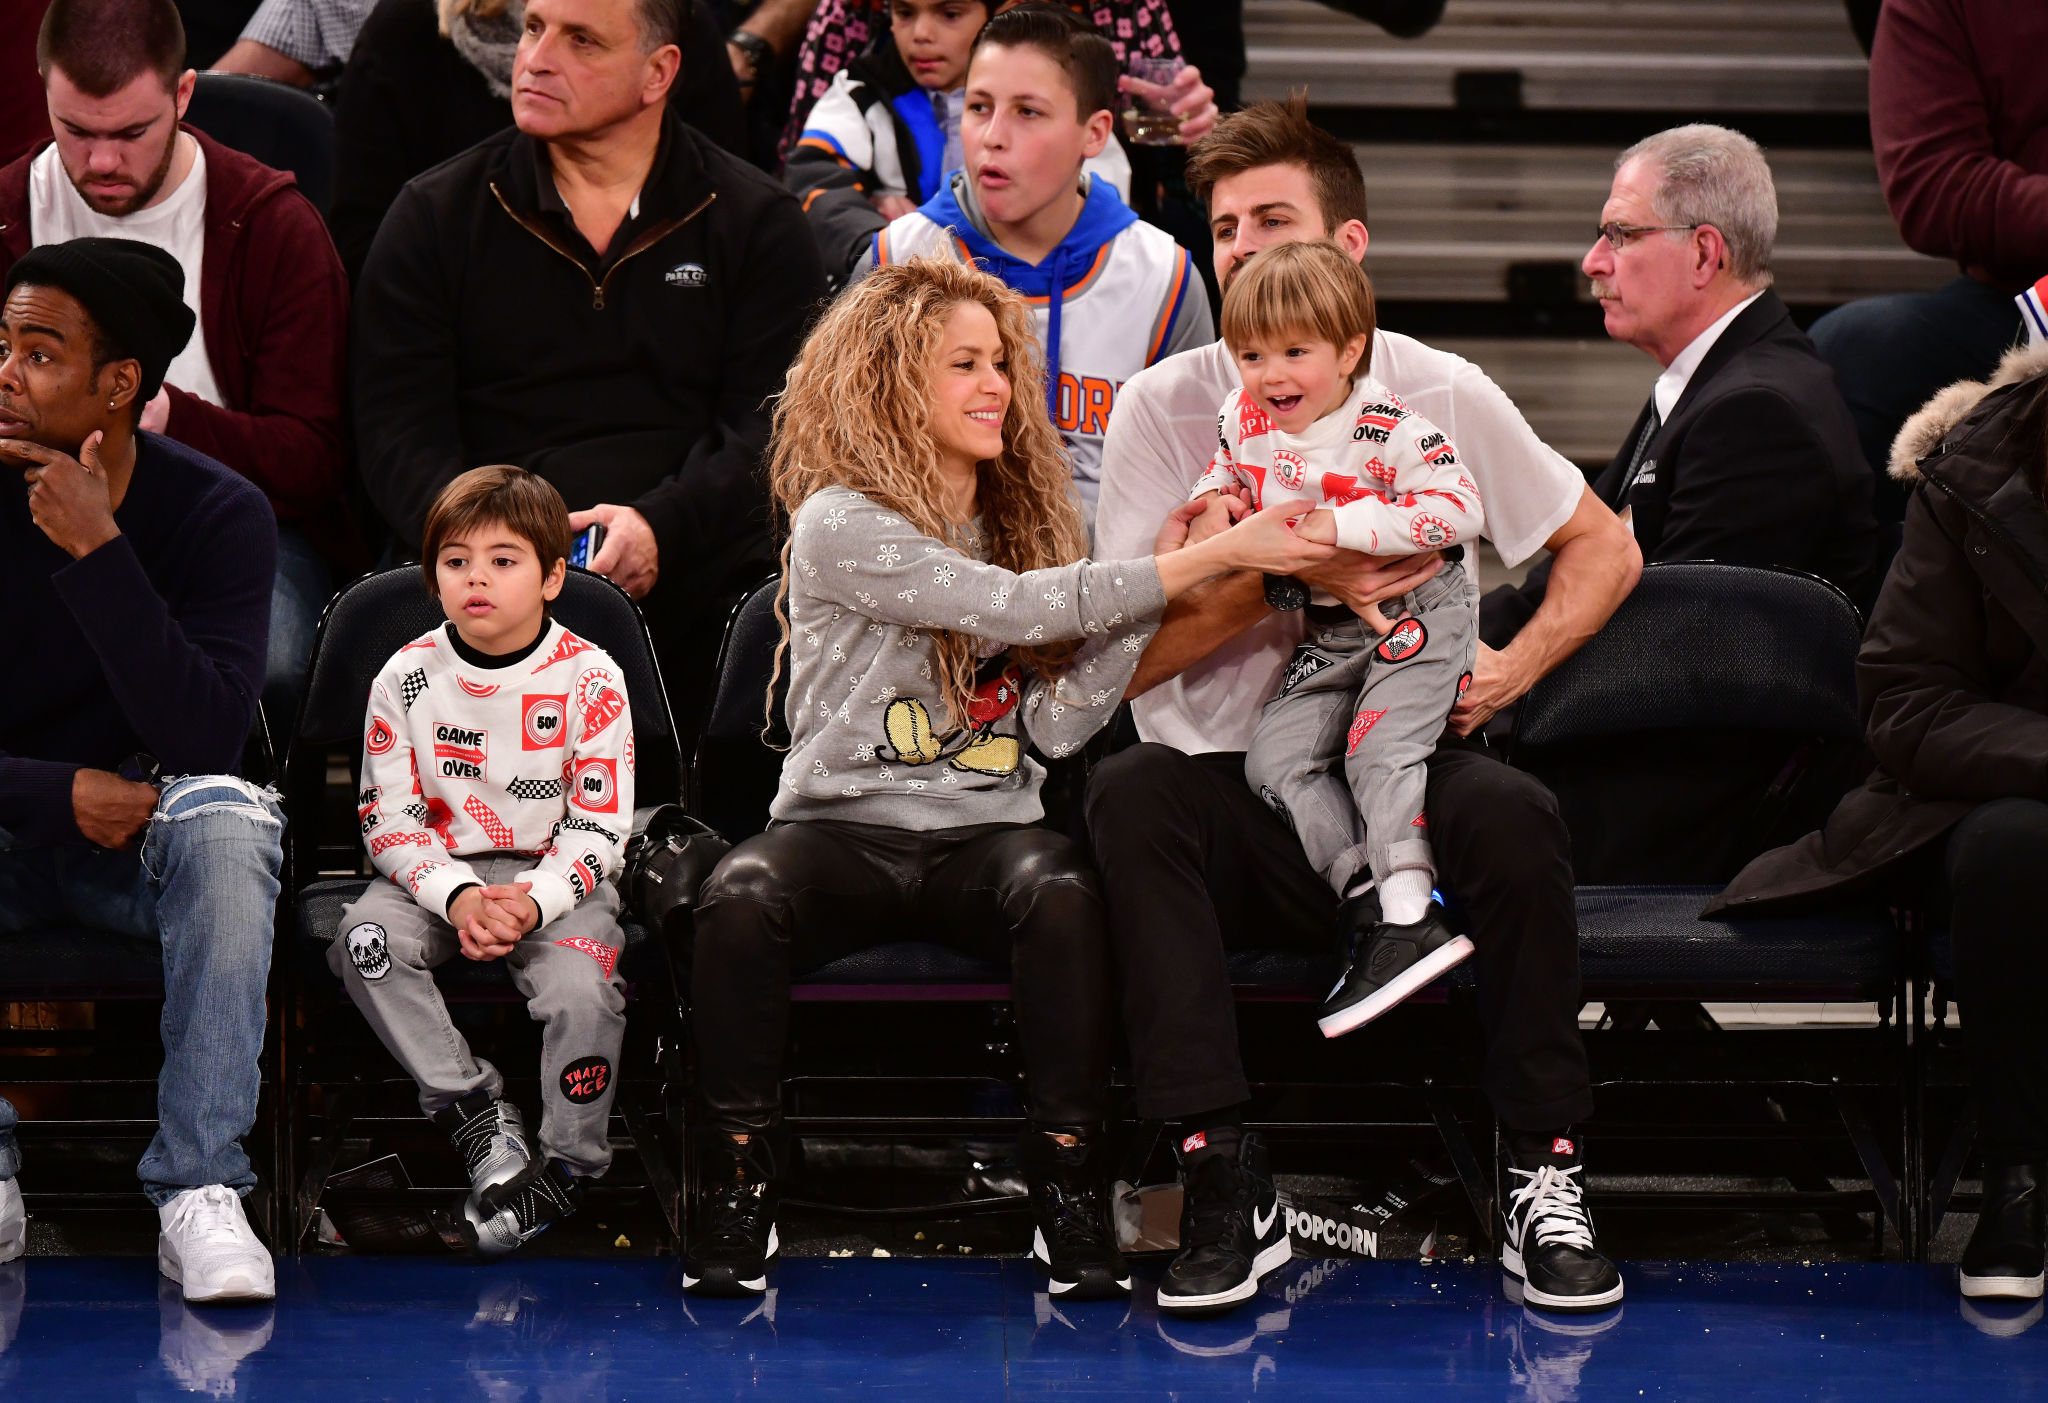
[665,262,708,289]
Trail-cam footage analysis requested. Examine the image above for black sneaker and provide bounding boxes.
[443,1157,583,1257]
[1157,1130,1291,1314]
[1500,1133,1623,1313]
[432,1091,533,1199]
[1317,899,1474,1038]
[1021,1126,1131,1300]
[1961,1163,2045,1300]
[683,1133,781,1298]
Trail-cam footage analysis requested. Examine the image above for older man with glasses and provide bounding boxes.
[1487,123,1879,645]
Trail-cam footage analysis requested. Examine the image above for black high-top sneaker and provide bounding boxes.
[432,1091,533,1200]
[683,1131,782,1298]
[1020,1126,1131,1300]
[1960,1163,2046,1300]
[1156,1130,1290,1314]
[1500,1132,1623,1313]
[447,1157,584,1257]
[1317,897,1473,1038]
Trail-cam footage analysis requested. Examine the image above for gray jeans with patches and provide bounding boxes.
[330,856,627,1176]
[1246,562,1479,897]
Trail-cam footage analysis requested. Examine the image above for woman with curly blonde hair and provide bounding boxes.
[683,256,1330,1301]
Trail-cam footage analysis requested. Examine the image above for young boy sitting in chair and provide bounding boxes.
[332,466,635,1255]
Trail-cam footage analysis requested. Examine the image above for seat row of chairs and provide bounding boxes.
[0,561,1978,1261]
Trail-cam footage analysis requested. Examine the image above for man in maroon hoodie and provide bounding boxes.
[1808,0,2048,522]
[0,0,349,702]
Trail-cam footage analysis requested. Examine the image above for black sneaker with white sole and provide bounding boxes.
[1317,900,1473,1038]
[1021,1126,1131,1300]
[683,1132,782,1298]
[432,1091,533,1199]
[444,1157,583,1257]
[1500,1132,1623,1313]
[1960,1162,2045,1301]
[1157,1130,1291,1314]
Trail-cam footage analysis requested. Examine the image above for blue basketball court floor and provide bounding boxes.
[1,1255,2042,1399]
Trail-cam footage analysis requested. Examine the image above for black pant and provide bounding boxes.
[1945,798,2048,1165]
[1083,741,1591,1131]
[690,819,1114,1134]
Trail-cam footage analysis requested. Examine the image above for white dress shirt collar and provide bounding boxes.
[1653,290,1765,422]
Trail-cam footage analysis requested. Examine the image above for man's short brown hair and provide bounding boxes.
[1220,240,1376,375]
[1185,92,1369,233]
[420,466,573,596]
[38,0,186,97]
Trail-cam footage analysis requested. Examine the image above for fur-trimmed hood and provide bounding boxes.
[1889,338,2048,482]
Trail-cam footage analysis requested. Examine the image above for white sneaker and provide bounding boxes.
[158,1186,275,1304]
[0,1179,22,1264]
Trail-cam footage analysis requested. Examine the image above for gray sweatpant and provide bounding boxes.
[1246,562,1479,898]
[330,856,628,1176]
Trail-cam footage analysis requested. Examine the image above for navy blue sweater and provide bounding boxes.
[0,433,276,843]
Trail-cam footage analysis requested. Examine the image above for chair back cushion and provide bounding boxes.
[185,73,335,211]
[1516,562,1862,749]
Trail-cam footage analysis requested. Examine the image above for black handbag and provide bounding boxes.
[621,804,733,945]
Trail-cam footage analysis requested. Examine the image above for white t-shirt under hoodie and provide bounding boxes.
[29,135,223,406]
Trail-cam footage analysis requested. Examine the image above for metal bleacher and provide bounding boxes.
[1245,0,1951,469]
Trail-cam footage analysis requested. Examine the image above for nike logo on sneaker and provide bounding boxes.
[1552,1137,1575,1156]
[1253,1200,1278,1240]
[1182,1132,1207,1154]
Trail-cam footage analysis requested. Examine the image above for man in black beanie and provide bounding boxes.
[0,235,282,1303]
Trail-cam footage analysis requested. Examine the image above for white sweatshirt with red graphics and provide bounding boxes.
[1191,373,1486,556]
[356,618,636,928]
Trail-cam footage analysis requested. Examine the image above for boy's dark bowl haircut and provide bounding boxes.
[419,466,574,598]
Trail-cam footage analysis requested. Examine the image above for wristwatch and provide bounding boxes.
[727,29,774,83]
[1264,573,1308,611]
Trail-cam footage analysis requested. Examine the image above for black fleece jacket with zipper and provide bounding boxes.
[352,105,827,597]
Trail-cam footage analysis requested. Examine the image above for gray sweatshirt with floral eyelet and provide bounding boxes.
[773,485,1167,830]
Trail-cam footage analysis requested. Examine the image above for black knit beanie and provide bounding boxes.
[4,237,196,402]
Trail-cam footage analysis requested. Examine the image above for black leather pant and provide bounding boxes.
[690,819,1114,1135]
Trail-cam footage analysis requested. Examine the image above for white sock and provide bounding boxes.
[1378,868,1434,926]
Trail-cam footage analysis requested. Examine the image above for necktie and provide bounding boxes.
[1614,398,1662,508]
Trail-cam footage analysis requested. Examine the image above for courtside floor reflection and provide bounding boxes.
[0,1254,2041,1400]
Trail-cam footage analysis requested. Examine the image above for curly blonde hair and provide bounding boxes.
[768,256,1089,735]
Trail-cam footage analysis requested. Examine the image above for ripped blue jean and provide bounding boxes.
[0,775,283,1205]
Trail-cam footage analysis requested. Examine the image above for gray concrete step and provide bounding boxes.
[1247,0,1872,112]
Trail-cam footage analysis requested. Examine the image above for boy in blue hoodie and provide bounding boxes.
[790,0,1134,284]
[852,2,1209,529]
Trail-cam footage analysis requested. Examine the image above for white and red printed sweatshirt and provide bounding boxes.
[356,618,636,928]
[1191,373,1486,556]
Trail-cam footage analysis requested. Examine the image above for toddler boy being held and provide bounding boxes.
[1192,240,1482,1038]
[333,467,635,1255]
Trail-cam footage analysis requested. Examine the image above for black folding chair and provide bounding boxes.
[0,710,285,1232]
[280,565,688,1251]
[185,73,335,212]
[1496,562,1911,1253]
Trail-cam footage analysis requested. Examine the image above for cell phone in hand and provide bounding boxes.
[569,523,606,569]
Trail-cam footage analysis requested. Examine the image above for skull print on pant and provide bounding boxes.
[329,856,628,1176]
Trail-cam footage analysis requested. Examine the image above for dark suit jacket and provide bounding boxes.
[1485,291,1882,647]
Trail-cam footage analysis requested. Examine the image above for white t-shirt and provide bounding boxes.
[29,136,223,406]
[1096,333,1585,755]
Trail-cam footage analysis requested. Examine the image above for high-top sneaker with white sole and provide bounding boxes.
[683,1133,782,1297]
[449,1158,584,1257]
[1318,900,1473,1038]
[158,1185,275,1304]
[433,1091,533,1200]
[1157,1130,1291,1314]
[0,1177,22,1264]
[1500,1133,1622,1313]
[1961,1162,2046,1300]
[1020,1126,1130,1300]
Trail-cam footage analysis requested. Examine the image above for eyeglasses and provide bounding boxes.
[1595,221,1706,251]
